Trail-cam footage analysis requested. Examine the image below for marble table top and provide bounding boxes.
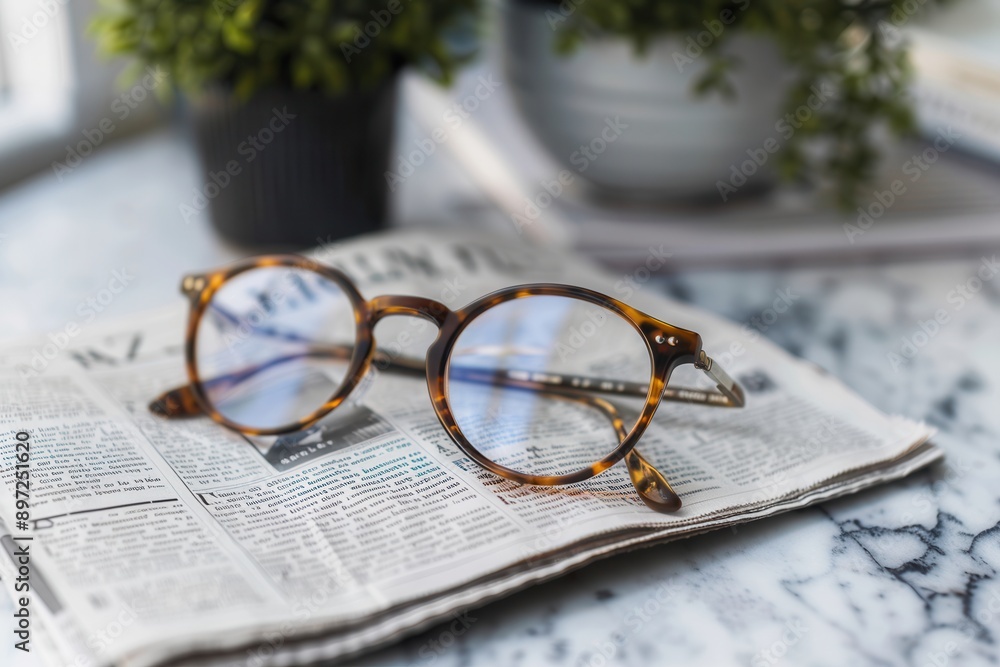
[2,130,999,667]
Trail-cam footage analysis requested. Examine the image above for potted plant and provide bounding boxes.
[504,0,945,208]
[92,0,478,246]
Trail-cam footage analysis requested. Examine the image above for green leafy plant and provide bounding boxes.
[549,0,950,209]
[91,0,479,99]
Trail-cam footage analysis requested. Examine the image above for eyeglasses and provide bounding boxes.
[150,255,745,513]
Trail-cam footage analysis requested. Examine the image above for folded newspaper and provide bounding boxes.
[0,230,940,667]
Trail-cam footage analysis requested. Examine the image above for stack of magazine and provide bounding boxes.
[0,230,940,667]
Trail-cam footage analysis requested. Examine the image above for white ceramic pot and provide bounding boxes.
[503,1,794,200]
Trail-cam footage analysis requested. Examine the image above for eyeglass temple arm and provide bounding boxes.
[149,345,744,417]
[452,350,745,409]
[558,393,683,513]
[694,350,745,409]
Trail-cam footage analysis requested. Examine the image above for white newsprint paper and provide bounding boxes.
[0,230,940,667]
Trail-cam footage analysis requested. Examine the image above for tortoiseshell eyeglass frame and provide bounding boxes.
[150,255,746,513]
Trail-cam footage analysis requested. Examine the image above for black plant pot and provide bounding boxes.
[188,78,398,247]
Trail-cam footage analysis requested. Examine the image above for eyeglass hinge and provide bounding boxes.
[181,275,207,297]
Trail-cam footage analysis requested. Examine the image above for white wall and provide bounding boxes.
[0,0,165,188]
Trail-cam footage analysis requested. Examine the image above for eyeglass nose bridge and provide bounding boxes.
[368,295,454,328]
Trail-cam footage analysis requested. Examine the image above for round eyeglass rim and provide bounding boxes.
[431,286,675,486]
[185,257,375,437]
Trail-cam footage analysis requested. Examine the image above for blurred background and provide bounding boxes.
[3,4,1000,666]
[0,0,998,326]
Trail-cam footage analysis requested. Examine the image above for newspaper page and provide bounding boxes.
[0,229,940,667]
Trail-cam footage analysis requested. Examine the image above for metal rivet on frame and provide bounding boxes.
[655,334,678,346]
